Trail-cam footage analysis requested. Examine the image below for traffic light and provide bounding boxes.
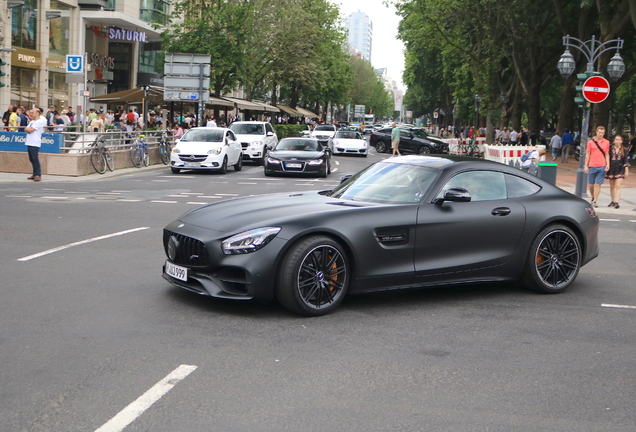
[574,71,597,107]
[0,59,6,88]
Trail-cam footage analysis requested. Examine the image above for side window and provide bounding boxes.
[266,123,273,134]
[227,131,236,141]
[399,129,410,138]
[438,171,506,202]
[506,174,541,198]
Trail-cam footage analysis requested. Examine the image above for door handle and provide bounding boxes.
[491,207,511,216]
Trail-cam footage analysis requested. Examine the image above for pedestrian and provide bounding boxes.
[606,135,629,209]
[90,113,104,132]
[500,128,510,145]
[530,130,538,145]
[127,109,136,123]
[206,116,217,127]
[509,127,518,145]
[584,125,610,208]
[8,106,19,131]
[67,106,75,122]
[2,104,13,128]
[53,112,65,132]
[24,108,47,182]
[561,128,573,163]
[518,130,528,146]
[17,106,29,132]
[549,131,561,161]
[390,122,401,156]
[522,148,545,173]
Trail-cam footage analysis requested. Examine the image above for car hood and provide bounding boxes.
[179,191,375,235]
[175,141,223,152]
[268,150,323,160]
[234,134,266,142]
[333,139,366,147]
[312,131,335,137]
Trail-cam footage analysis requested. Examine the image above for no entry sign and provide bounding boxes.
[582,76,610,103]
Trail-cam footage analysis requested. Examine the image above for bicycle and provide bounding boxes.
[90,135,114,174]
[466,138,482,157]
[130,134,149,168]
[158,131,171,165]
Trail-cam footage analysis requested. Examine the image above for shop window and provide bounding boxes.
[49,2,71,56]
[48,72,70,112]
[11,66,38,108]
[11,0,38,50]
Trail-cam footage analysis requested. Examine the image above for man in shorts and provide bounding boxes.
[391,122,401,156]
[584,125,610,207]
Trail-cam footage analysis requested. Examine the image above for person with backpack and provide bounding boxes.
[584,125,610,208]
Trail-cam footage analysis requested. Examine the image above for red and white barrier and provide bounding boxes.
[483,144,546,165]
[444,137,486,155]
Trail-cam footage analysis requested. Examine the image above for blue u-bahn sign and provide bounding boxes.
[0,132,63,153]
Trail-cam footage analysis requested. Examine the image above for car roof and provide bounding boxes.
[382,155,516,170]
[187,127,228,131]
[229,121,268,125]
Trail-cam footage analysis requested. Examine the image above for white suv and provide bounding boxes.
[229,121,278,165]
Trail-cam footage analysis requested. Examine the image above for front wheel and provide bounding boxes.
[233,154,243,171]
[130,146,142,168]
[142,148,149,167]
[219,156,228,174]
[103,148,114,172]
[418,146,431,155]
[276,236,349,316]
[90,148,106,174]
[159,142,170,165]
[523,224,581,293]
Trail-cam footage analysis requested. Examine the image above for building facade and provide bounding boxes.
[0,0,167,114]
[344,10,372,63]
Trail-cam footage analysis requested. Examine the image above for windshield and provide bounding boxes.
[315,125,335,131]
[335,131,358,139]
[329,162,439,204]
[180,129,224,142]
[229,123,265,135]
[411,129,430,139]
[276,139,320,151]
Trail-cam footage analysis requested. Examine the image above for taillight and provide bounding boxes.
[586,207,597,218]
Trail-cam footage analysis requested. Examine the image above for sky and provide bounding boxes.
[336,0,406,91]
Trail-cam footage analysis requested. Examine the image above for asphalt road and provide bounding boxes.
[1,149,635,432]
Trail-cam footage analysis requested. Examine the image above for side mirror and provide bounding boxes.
[434,187,471,204]
[266,131,274,137]
[339,174,352,184]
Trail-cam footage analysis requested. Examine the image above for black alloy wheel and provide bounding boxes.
[234,155,243,171]
[375,141,387,153]
[277,236,349,316]
[219,156,228,174]
[418,145,431,155]
[524,224,581,293]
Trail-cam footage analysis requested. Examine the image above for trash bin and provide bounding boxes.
[537,161,558,185]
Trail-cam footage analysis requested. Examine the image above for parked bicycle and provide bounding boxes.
[466,138,482,157]
[90,135,114,174]
[130,134,149,168]
[158,131,171,165]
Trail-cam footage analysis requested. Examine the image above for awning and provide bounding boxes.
[89,85,165,104]
[277,105,302,116]
[222,97,265,111]
[205,96,235,108]
[249,101,280,113]
[295,107,318,117]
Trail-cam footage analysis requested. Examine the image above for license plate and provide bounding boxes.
[165,260,188,282]
[286,163,302,168]
[185,162,201,167]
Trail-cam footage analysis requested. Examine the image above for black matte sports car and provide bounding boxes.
[163,155,599,316]
[370,127,449,155]
[264,137,331,177]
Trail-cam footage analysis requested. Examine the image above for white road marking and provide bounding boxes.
[118,199,142,202]
[179,192,203,195]
[96,192,121,195]
[216,193,239,196]
[111,190,131,193]
[630,220,636,223]
[602,303,636,310]
[332,168,338,173]
[599,219,620,222]
[238,182,257,185]
[94,364,197,432]
[41,196,69,200]
[64,191,88,194]
[186,202,208,205]
[43,188,63,191]
[200,196,223,199]
[152,180,170,182]
[150,200,177,204]
[6,195,31,198]
[17,227,150,262]
[335,160,340,165]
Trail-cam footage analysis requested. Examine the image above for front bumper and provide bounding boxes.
[162,223,288,301]
[264,159,326,175]
[240,142,265,161]
[170,153,225,170]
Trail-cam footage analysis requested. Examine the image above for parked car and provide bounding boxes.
[329,130,368,156]
[370,127,449,155]
[264,137,331,177]
[229,121,278,165]
[162,155,599,316]
[363,125,375,135]
[170,127,242,174]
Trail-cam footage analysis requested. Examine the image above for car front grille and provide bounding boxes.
[241,142,249,149]
[178,154,208,162]
[163,230,210,267]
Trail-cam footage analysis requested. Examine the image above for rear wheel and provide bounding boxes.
[159,142,170,165]
[103,147,114,172]
[276,236,349,316]
[142,148,149,167]
[418,145,431,155]
[375,141,387,153]
[523,224,581,293]
[130,146,142,168]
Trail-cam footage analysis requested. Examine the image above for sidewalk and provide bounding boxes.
[0,163,168,184]
[555,160,636,215]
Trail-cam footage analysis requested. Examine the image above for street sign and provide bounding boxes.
[164,91,210,102]
[165,53,211,64]
[164,63,210,77]
[433,111,438,119]
[582,76,610,103]
[81,90,90,97]
[354,104,365,117]
[66,55,83,73]
[164,76,210,89]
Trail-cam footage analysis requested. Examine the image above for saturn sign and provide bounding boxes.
[66,55,84,73]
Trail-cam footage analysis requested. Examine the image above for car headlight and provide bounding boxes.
[222,227,282,255]
[208,147,222,155]
[172,147,181,154]
[267,157,280,164]
[308,159,323,165]
[333,140,340,145]
[250,141,264,147]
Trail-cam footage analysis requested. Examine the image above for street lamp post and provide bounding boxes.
[557,35,625,198]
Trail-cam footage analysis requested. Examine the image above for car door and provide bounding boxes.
[265,123,277,149]
[413,170,526,282]
[227,130,241,164]
[399,129,417,153]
